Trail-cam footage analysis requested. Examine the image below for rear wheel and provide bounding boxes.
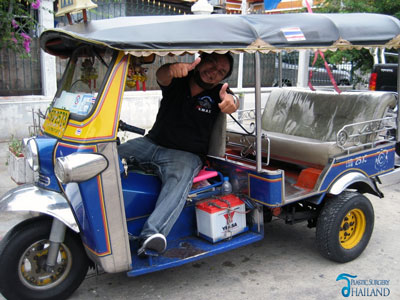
[0,216,89,300]
[395,142,400,157]
[316,192,374,263]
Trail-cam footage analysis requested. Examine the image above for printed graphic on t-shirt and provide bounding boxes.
[196,96,214,114]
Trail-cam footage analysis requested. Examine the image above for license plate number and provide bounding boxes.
[43,108,70,138]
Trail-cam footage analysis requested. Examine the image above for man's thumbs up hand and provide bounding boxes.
[218,83,239,114]
[169,57,201,78]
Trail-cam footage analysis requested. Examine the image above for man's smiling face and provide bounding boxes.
[196,54,230,88]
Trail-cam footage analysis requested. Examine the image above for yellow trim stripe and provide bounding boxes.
[248,173,282,183]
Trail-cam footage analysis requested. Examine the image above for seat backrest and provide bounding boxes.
[262,89,397,142]
[208,112,227,157]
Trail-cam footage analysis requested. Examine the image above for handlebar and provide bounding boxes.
[119,120,146,136]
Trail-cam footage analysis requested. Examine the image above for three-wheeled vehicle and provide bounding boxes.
[1,12,400,300]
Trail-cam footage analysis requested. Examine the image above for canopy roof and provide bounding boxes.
[40,13,400,57]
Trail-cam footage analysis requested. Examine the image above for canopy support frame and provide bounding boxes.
[397,49,400,142]
[254,52,263,173]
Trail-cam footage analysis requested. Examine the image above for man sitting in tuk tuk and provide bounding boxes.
[118,52,239,257]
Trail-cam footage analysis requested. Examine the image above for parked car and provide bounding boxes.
[369,50,398,92]
[368,51,399,155]
[274,51,352,86]
[369,63,397,91]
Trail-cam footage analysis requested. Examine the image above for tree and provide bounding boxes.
[0,0,41,57]
[312,0,400,83]
[318,0,400,19]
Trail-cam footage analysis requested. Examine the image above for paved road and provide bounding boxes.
[0,141,399,299]
[69,186,400,300]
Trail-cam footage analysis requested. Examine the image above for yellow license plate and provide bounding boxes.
[43,108,70,138]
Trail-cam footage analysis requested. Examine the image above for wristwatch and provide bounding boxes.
[232,94,239,107]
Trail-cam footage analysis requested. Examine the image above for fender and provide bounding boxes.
[328,172,383,198]
[0,184,79,233]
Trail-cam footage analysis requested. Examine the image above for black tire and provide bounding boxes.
[395,142,400,157]
[316,192,374,263]
[0,216,89,300]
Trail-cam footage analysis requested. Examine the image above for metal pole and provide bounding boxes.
[39,0,57,97]
[237,0,247,90]
[397,49,400,142]
[297,50,310,87]
[278,52,283,87]
[255,52,262,173]
[237,53,244,123]
[237,54,243,89]
[381,49,386,64]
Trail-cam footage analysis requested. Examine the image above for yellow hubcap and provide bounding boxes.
[18,239,71,290]
[339,208,366,249]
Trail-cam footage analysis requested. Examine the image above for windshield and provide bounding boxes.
[52,46,115,120]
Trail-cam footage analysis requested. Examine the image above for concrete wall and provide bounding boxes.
[0,88,273,142]
[0,96,52,141]
[0,92,163,142]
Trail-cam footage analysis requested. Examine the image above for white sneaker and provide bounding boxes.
[137,233,167,257]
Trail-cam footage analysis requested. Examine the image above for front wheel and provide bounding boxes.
[0,216,89,300]
[316,192,374,263]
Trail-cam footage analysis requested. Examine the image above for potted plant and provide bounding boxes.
[7,136,34,184]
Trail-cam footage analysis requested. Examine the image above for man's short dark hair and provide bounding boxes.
[200,52,234,79]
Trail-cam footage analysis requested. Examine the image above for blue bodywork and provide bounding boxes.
[36,136,263,275]
[32,135,395,277]
[35,136,59,192]
[120,169,263,276]
[319,145,395,192]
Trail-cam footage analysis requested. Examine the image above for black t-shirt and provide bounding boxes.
[147,71,222,156]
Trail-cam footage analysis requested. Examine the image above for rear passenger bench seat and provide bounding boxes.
[227,88,396,169]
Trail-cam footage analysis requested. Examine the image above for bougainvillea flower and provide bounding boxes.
[20,33,31,53]
[31,0,41,9]
[20,33,31,41]
[12,19,19,29]
[23,39,31,53]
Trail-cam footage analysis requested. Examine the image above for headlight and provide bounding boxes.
[23,138,39,171]
[55,152,108,184]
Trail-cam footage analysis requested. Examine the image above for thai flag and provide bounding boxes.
[281,27,306,41]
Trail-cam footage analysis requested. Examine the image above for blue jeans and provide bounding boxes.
[118,137,202,238]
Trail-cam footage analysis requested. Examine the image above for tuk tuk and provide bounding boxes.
[0,12,399,300]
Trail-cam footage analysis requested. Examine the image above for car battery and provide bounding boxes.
[195,194,247,243]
